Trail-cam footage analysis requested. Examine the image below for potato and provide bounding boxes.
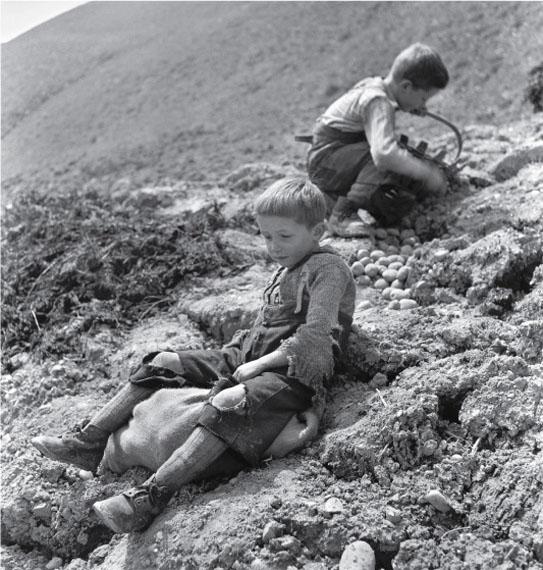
[382,268,398,283]
[356,275,372,287]
[370,249,386,260]
[374,278,388,290]
[397,266,410,281]
[351,261,366,276]
[390,289,410,300]
[399,299,418,310]
[382,287,393,300]
[400,244,414,256]
[364,263,380,278]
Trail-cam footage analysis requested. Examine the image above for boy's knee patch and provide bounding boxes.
[151,352,183,375]
[211,384,246,411]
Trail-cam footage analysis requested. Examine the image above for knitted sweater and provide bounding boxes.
[229,244,356,402]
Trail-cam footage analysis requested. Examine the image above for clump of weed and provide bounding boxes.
[1,187,232,369]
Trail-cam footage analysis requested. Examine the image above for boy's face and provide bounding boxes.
[397,81,439,113]
[256,215,324,268]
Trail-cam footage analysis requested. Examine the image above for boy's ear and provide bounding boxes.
[399,79,413,92]
[312,221,327,241]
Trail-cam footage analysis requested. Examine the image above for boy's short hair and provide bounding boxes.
[255,175,327,228]
[391,43,449,90]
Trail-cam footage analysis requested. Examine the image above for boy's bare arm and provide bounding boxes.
[232,350,288,382]
[364,98,448,193]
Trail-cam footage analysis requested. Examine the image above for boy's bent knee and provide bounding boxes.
[211,384,246,411]
[151,352,183,374]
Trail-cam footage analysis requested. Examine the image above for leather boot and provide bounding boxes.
[31,423,109,472]
[93,475,173,533]
[327,197,375,238]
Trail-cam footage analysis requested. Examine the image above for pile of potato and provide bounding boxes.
[351,228,421,310]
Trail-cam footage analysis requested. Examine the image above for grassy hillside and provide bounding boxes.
[2,1,542,187]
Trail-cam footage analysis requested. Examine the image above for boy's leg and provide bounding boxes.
[93,426,227,533]
[308,142,375,238]
[31,382,157,472]
[31,348,239,472]
[349,162,419,226]
[92,372,313,533]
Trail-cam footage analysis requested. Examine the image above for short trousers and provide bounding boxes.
[129,347,314,466]
[198,372,314,465]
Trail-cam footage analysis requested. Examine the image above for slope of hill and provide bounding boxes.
[1,3,543,570]
[2,1,543,188]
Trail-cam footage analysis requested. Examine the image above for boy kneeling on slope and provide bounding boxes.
[307,42,450,238]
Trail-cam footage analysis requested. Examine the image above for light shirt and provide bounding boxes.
[319,76,435,181]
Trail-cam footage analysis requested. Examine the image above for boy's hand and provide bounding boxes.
[232,361,265,382]
[297,409,320,443]
[424,165,449,195]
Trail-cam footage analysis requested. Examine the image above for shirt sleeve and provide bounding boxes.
[278,261,351,389]
[363,97,436,183]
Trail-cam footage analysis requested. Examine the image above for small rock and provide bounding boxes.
[370,373,387,388]
[357,301,372,311]
[269,496,282,509]
[385,506,402,524]
[434,249,449,262]
[489,142,543,181]
[323,497,344,514]
[262,521,285,543]
[88,545,109,564]
[33,502,52,519]
[46,557,63,570]
[425,489,451,513]
[339,540,375,570]
[78,469,94,481]
[9,352,30,370]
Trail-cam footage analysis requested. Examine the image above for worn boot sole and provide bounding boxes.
[93,500,127,534]
[93,496,148,534]
[31,437,101,472]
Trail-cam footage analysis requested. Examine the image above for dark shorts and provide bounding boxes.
[308,140,426,224]
[198,372,314,465]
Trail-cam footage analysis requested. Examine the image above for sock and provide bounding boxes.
[88,383,155,433]
[155,427,228,491]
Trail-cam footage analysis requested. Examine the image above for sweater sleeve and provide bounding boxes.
[363,97,437,183]
[278,261,351,390]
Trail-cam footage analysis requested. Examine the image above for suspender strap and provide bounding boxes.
[313,122,367,145]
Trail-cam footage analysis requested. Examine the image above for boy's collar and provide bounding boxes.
[381,76,400,111]
[286,243,338,271]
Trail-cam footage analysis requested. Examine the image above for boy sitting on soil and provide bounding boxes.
[307,43,450,237]
[32,175,356,534]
